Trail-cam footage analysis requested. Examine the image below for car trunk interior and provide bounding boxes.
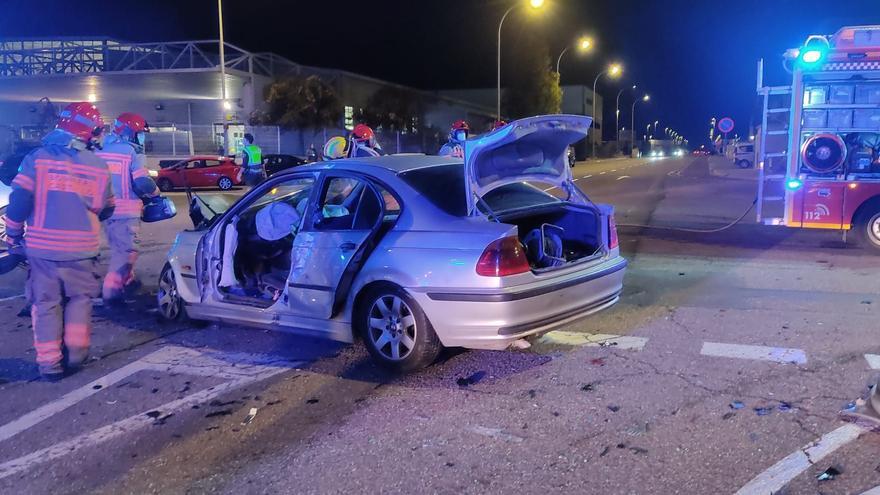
[497,204,604,271]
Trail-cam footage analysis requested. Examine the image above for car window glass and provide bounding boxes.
[314,177,382,230]
[204,160,221,168]
[187,160,206,169]
[247,178,315,215]
[399,164,467,216]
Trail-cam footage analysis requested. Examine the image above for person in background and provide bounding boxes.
[95,113,159,304]
[438,120,470,158]
[347,124,381,158]
[2,102,114,381]
[306,143,319,162]
[241,133,264,186]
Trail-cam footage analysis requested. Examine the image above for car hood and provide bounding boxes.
[463,115,591,215]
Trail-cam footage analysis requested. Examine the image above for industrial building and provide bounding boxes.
[0,39,496,162]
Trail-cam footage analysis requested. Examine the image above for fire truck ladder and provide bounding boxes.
[756,60,792,225]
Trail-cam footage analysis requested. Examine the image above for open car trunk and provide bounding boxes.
[497,204,603,271]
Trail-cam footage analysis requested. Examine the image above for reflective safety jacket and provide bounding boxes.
[243,144,262,169]
[4,133,114,261]
[96,135,157,219]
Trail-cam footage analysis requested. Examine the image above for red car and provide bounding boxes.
[156,156,243,192]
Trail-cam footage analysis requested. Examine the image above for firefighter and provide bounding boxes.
[323,136,348,160]
[241,133,264,186]
[95,113,159,304]
[439,120,470,158]
[347,124,382,158]
[2,102,114,381]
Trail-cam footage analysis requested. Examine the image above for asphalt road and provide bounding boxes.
[1,155,880,494]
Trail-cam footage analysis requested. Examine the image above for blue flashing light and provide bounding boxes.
[801,50,822,64]
[786,179,803,190]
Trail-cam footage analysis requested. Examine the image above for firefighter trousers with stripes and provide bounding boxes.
[102,218,140,301]
[26,257,100,375]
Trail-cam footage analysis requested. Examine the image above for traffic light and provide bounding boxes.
[797,35,830,69]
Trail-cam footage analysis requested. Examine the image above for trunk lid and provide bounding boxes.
[463,114,591,215]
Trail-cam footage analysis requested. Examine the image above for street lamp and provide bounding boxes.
[497,0,546,119]
[616,84,636,147]
[631,94,649,152]
[556,35,594,75]
[591,62,623,157]
[653,120,659,136]
[217,0,229,155]
[646,124,652,141]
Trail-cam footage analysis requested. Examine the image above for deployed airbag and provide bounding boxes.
[256,202,301,241]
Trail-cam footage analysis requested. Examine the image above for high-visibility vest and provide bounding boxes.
[244,144,262,167]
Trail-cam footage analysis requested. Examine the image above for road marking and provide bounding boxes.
[582,174,593,179]
[539,331,648,350]
[865,354,880,369]
[0,345,300,479]
[735,424,865,494]
[599,171,607,175]
[0,294,24,303]
[700,342,807,365]
[616,175,631,181]
[610,169,617,172]
[864,487,880,495]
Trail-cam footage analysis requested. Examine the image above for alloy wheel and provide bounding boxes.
[218,177,233,190]
[157,267,181,320]
[367,295,417,361]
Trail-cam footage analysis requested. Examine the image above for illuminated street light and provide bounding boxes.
[591,63,625,157]
[556,35,595,75]
[497,0,547,119]
[631,94,650,150]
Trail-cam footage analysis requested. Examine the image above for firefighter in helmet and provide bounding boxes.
[348,124,381,158]
[95,113,163,304]
[323,136,348,160]
[2,102,115,381]
[439,120,470,158]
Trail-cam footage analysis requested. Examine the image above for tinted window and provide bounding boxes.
[314,177,382,231]
[399,165,467,216]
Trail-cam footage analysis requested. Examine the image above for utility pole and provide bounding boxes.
[218,0,229,156]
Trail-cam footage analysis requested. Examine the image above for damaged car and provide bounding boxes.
[158,115,626,371]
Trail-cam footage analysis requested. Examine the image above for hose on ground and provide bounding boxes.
[617,197,758,234]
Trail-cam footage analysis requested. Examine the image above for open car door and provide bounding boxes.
[286,172,386,319]
[463,115,593,215]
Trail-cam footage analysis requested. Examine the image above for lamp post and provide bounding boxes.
[217,0,231,156]
[631,94,649,155]
[556,36,594,75]
[616,84,636,149]
[591,62,622,157]
[497,0,546,120]
[653,120,659,137]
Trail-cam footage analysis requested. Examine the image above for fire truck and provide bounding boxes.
[756,25,880,252]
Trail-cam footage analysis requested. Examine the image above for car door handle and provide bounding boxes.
[339,242,357,251]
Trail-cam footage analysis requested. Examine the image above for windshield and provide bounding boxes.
[400,164,560,217]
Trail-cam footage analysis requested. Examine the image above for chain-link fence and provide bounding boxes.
[144,124,281,157]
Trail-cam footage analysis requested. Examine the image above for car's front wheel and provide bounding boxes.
[157,263,186,321]
[854,207,880,254]
[217,177,234,190]
[356,284,442,372]
[157,178,174,192]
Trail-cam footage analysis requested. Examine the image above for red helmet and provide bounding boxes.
[352,124,375,142]
[491,120,508,131]
[451,120,470,132]
[56,102,103,143]
[113,112,150,137]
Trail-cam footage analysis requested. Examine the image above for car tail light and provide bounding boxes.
[608,215,619,249]
[476,236,531,277]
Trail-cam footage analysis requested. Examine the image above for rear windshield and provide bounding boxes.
[399,164,560,217]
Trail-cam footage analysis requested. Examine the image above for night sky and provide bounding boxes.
[2,0,878,145]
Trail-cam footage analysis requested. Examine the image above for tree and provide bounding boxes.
[501,34,562,119]
[262,75,343,130]
[361,86,423,133]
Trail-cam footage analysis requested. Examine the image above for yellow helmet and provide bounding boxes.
[323,136,347,160]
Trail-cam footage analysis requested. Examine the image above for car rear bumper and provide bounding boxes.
[408,256,626,350]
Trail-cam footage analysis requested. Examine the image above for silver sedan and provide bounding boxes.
[158,115,626,371]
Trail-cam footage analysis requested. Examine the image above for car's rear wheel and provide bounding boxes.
[218,176,233,190]
[157,263,187,321]
[357,284,442,372]
[157,178,174,192]
[854,207,880,254]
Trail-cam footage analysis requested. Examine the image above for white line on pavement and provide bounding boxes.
[735,424,865,494]
[700,342,807,365]
[539,331,648,350]
[0,345,300,479]
[0,294,24,303]
[616,175,631,181]
[865,354,880,369]
[863,486,880,495]
[582,174,593,179]
[599,171,606,175]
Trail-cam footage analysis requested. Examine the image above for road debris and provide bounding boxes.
[599,446,610,457]
[205,409,233,418]
[777,402,794,413]
[730,401,745,410]
[607,405,620,412]
[842,401,857,413]
[456,371,486,387]
[722,412,735,420]
[306,398,319,404]
[590,358,606,366]
[816,466,841,481]
[581,382,596,392]
[241,407,258,425]
[754,407,773,416]
[469,425,524,443]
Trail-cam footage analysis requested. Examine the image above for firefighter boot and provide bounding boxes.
[27,257,66,380]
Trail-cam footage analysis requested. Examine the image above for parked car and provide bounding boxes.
[157,115,626,371]
[735,143,755,168]
[263,154,307,177]
[155,156,243,191]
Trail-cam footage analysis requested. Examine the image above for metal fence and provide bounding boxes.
[144,124,281,157]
